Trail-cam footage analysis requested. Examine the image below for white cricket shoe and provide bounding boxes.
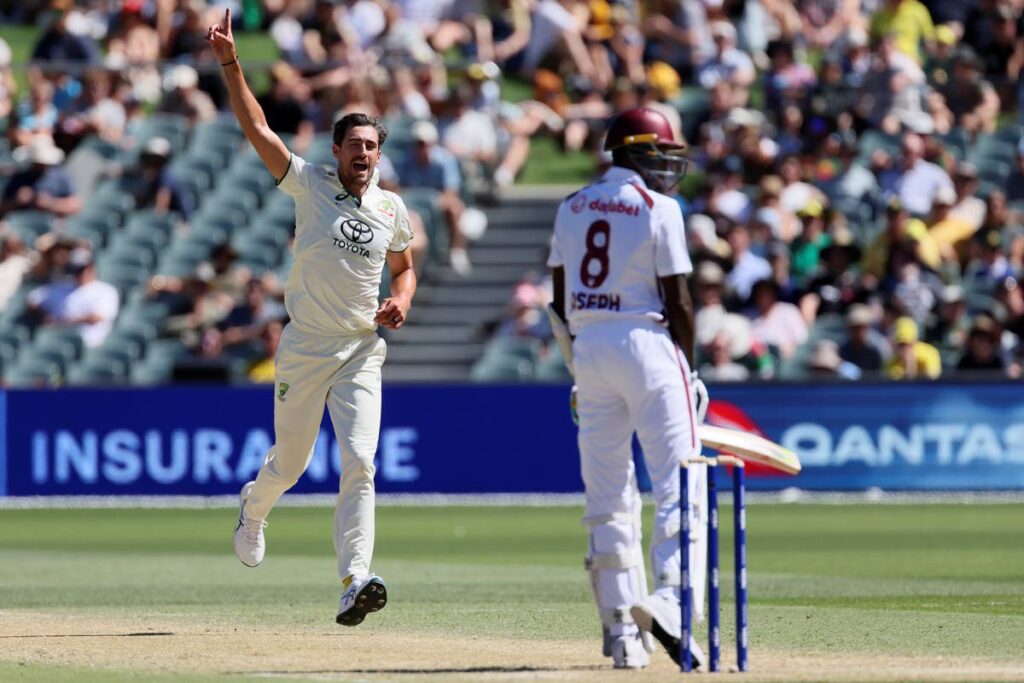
[336,574,388,626]
[232,481,266,567]
[611,633,650,669]
[631,593,708,670]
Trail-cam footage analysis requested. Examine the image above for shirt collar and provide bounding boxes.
[601,166,647,187]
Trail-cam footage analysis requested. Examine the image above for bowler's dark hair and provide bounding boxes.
[333,113,388,147]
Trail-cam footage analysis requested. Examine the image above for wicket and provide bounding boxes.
[680,455,749,673]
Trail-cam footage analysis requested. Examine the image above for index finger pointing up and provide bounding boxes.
[222,7,231,33]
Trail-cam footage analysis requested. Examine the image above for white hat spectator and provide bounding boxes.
[710,21,737,42]
[411,120,439,145]
[143,136,172,159]
[13,137,66,166]
[163,64,199,92]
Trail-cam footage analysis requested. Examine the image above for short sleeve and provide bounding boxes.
[654,199,693,277]
[388,195,414,252]
[546,201,567,268]
[275,153,311,198]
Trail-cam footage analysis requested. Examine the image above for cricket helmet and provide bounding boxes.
[604,107,688,192]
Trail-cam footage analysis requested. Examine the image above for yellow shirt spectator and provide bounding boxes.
[248,358,275,383]
[887,317,942,379]
[863,216,942,277]
[870,0,935,63]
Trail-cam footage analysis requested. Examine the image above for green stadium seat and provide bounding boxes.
[534,345,572,382]
[470,353,534,382]
[32,327,85,362]
[4,210,53,241]
[65,359,127,386]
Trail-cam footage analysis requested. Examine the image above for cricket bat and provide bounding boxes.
[699,425,801,475]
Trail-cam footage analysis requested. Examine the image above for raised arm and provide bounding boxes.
[207,9,290,181]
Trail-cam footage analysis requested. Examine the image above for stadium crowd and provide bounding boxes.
[0,0,1023,384]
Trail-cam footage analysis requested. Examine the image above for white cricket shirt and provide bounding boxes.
[277,154,413,336]
[547,166,692,334]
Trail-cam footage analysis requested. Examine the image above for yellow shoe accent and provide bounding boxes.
[342,574,354,589]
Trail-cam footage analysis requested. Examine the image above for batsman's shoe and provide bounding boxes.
[611,633,650,669]
[232,481,266,567]
[336,574,388,627]
[631,594,707,670]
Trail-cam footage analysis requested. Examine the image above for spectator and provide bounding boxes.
[928,185,975,265]
[642,0,713,80]
[887,315,942,379]
[819,136,878,203]
[869,0,934,64]
[521,0,601,88]
[754,175,800,242]
[494,280,551,340]
[31,6,100,64]
[172,326,231,383]
[59,68,127,146]
[926,284,970,350]
[994,276,1024,340]
[802,227,864,317]
[118,136,195,219]
[700,331,751,382]
[964,229,1014,290]
[840,304,889,373]
[763,39,816,117]
[949,162,986,229]
[0,232,31,312]
[694,261,754,361]
[248,320,285,383]
[158,64,216,123]
[857,32,930,135]
[0,39,11,125]
[957,316,1007,373]
[256,62,315,153]
[395,120,471,276]
[778,155,826,215]
[797,0,862,49]
[441,86,499,178]
[1005,139,1024,202]
[863,198,942,279]
[806,339,861,379]
[474,0,532,69]
[887,246,940,325]
[220,278,287,347]
[697,21,756,93]
[26,248,119,349]
[1,137,81,218]
[749,278,809,359]
[790,200,830,281]
[11,75,59,147]
[934,46,1000,134]
[726,222,773,302]
[879,132,954,217]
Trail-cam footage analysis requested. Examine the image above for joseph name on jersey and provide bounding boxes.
[277,154,413,337]
[547,167,693,333]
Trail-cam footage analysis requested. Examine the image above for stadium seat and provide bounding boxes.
[470,353,534,382]
[534,345,572,382]
[4,210,53,242]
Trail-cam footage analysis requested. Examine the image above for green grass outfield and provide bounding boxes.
[0,503,1022,682]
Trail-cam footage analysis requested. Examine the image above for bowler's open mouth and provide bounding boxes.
[353,161,369,173]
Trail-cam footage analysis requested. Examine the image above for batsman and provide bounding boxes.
[547,108,709,669]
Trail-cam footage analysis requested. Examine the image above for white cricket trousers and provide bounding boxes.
[245,322,387,581]
[574,318,706,624]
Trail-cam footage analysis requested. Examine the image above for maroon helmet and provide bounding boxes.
[604,108,688,192]
[604,107,685,151]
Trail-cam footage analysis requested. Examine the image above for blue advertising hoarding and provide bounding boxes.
[0,382,1022,496]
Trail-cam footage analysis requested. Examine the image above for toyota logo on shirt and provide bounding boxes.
[340,219,374,244]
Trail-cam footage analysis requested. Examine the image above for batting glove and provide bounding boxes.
[690,371,708,424]
[570,385,579,426]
